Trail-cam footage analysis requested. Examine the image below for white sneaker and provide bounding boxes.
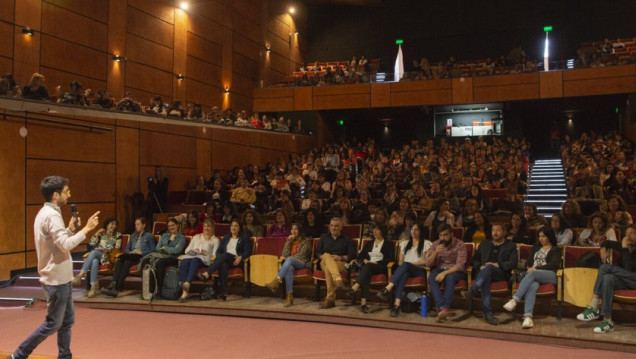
[503,298,517,312]
[522,316,534,329]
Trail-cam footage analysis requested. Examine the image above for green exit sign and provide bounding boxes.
[543,26,553,32]
[395,39,404,45]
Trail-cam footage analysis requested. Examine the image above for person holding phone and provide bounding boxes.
[8,176,100,359]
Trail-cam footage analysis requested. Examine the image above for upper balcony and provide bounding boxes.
[253,65,636,112]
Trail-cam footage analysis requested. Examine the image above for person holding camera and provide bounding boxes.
[347,225,394,313]
[8,176,100,359]
[426,223,467,322]
[148,166,169,214]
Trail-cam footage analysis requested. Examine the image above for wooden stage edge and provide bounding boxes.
[74,295,636,354]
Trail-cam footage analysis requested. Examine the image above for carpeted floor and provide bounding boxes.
[1,303,634,359]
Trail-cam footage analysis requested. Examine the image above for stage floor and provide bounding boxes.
[68,288,636,354]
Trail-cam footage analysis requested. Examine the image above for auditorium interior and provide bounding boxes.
[1,0,636,357]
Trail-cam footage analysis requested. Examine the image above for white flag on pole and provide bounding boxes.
[394,44,404,82]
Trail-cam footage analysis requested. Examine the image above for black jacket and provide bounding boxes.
[472,239,518,279]
[526,245,562,272]
[357,239,395,268]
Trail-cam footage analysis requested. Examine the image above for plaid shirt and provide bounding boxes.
[425,237,467,272]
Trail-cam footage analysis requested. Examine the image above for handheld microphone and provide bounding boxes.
[70,204,78,219]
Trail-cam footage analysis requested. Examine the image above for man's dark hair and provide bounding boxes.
[437,223,453,236]
[40,176,69,202]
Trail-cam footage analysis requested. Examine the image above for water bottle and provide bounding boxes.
[420,294,428,317]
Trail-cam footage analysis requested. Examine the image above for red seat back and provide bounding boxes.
[152,222,167,235]
[564,246,600,268]
[341,224,362,239]
[255,237,287,256]
[216,223,230,237]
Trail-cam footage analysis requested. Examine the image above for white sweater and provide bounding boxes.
[34,203,86,285]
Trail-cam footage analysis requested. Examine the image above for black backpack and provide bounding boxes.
[161,267,181,300]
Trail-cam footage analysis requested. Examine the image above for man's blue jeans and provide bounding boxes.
[13,282,75,359]
[429,268,466,311]
[470,264,506,315]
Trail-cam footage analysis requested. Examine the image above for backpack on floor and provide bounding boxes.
[161,267,181,300]
[142,263,158,301]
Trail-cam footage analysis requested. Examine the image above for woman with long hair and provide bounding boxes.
[550,213,573,247]
[265,223,312,306]
[242,209,264,237]
[463,211,491,245]
[505,212,531,244]
[178,219,219,301]
[503,227,562,329]
[376,223,432,317]
[577,212,617,247]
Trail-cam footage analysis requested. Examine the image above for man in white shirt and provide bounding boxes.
[9,176,100,359]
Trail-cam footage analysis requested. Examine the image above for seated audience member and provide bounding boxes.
[22,72,49,100]
[178,219,219,301]
[457,198,479,227]
[219,203,233,223]
[138,218,185,298]
[0,73,22,97]
[577,212,617,247]
[93,89,114,109]
[188,103,204,120]
[347,225,394,313]
[301,207,324,238]
[200,220,251,300]
[182,210,202,236]
[503,227,562,329]
[230,179,256,214]
[550,213,573,247]
[147,95,167,116]
[424,198,456,237]
[395,212,418,242]
[524,204,547,230]
[559,199,587,228]
[574,168,604,201]
[115,91,142,112]
[266,210,292,237]
[242,209,264,237]
[605,170,634,204]
[462,223,518,325]
[604,194,633,232]
[463,210,491,245]
[377,223,432,317]
[57,81,87,106]
[576,225,636,333]
[265,223,313,306]
[73,217,122,297]
[103,218,156,297]
[426,223,467,322]
[316,217,356,309]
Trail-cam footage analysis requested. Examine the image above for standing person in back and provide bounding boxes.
[8,176,100,359]
[316,217,356,309]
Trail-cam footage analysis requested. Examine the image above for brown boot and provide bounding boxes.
[72,271,84,286]
[319,299,335,309]
[284,292,294,307]
[87,283,99,298]
[265,278,280,293]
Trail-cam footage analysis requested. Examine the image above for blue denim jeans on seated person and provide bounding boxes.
[390,262,427,301]
[13,282,75,359]
[278,257,306,293]
[471,264,506,315]
[428,268,466,311]
[179,257,205,284]
[513,269,557,317]
[594,263,636,318]
[81,250,104,285]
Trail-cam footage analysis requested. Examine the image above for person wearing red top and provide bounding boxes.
[183,210,203,236]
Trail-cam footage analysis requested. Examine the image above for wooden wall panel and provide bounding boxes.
[188,14,223,47]
[473,73,539,87]
[26,118,115,163]
[261,131,293,151]
[0,22,14,59]
[187,32,223,67]
[294,87,312,111]
[194,2,225,27]
[233,54,259,81]
[45,0,109,23]
[126,6,174,48]
[253,97,294,112]
[115,126,140,231]
[0,119,25,255]
[371,83,390,108]
[186,56,222,87]
[40,35,106,81]
[562,65,635,81]
[13,0,42,86]
[267,34,290,59]
[41,2,107,51]
[26,251,37,268]
[452,77,473,104]
[233,14,260,44]
[126,34,174,72]
[313,94,370,110]
[139,131,196,168]
[0,57,12,75]
[212,142,252,171]
[233,0,260,24]
[196,138,212,179]
[313,84,370,96]
[233,33,259,61]
[0,253,24,281]
[186,80,221,109]
[540,71,563,98]
[0,1,14,22]
[563,78,636,97]
[127,0,175,24]
[26,160,116,205]
[232,74,257,100]
[125,62,173,99]
[268,14,290,39]
[108,0,127,99]
[473,84,540,102]
[139,121,197,137]
[42,67,107,96]
[254,87,294,99]
[390,90,452,107]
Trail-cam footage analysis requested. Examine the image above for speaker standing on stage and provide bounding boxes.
[9,176,100,359]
